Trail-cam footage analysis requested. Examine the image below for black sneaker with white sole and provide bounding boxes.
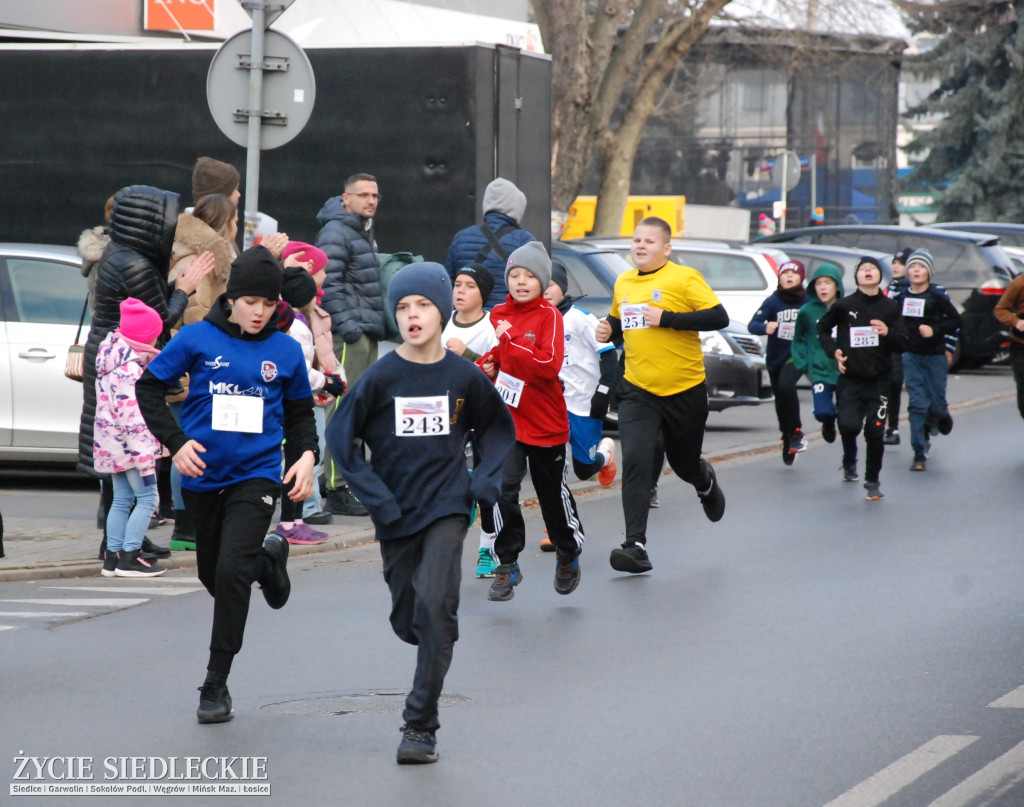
[114,549,166,578]
[609,542,652,574]
[101,550,119,578]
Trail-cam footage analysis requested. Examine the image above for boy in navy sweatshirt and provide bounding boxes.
[749,259,808,465]
[817,256,908,500]
[327,262,514,765]
[890,249,961,471]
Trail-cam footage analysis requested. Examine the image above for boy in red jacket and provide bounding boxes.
[479,241,585,601]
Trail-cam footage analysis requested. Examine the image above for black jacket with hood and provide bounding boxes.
[77,185,187,475]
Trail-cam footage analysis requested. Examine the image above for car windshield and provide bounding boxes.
[671,251,770,291]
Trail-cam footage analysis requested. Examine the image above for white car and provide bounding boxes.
[0,244,90,464]
[566,236,779,325]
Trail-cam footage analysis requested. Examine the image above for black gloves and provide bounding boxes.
[321,374,347,398]
[589,388,610,420]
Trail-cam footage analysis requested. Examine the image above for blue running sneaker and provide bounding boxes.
[488,563,522,601]
[554,553,581,595]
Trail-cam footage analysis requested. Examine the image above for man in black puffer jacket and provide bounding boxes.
[78,185,213,476]
[313,173,385,517]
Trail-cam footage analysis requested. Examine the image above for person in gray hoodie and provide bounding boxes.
[445,177,537,309]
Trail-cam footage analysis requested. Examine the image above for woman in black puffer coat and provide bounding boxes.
[77,185,213,475]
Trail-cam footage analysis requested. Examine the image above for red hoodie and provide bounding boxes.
[478,295,568,446]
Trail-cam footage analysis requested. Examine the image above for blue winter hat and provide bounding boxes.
[387,261,453,325]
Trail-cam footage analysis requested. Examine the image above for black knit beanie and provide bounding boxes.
[227,246,282,301]
[281,266,317,309]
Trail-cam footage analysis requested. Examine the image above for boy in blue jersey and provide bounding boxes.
[137,246,319,725]
[327,262,515,765]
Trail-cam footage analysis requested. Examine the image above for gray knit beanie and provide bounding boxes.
[906,248,934,278]
[387,261,453,325]
[505,241,551,294]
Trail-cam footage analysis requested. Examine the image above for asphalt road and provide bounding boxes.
[4,381,1024,805]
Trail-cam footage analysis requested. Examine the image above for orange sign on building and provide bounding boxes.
[144,0,215,32]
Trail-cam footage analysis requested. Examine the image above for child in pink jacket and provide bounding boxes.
[94,298,167,578]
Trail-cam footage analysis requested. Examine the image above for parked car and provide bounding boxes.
[756,225,1014,367]
[552,242,772,412]
[930,221,1024,249]
[0,244,90,465]
[563,236,778,324]
[763,243,893,292]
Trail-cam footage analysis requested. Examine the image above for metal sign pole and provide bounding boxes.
[244,3,266,248]
[779,150,788,233]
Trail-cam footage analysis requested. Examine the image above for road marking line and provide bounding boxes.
[42,586,204,596]
[0,625,18,630]
[823,735,979,807]
[0,612,89,618]
[988,685,1024,708]
[0,599,149,607]
[928,739,1024,806]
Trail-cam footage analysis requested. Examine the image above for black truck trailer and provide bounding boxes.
[0,40,551,260]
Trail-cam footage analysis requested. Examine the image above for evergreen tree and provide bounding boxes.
[901,1,1024,221]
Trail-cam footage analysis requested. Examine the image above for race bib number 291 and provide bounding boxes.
[394,396,450,436]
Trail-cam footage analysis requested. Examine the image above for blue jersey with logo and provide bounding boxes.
[147,321,312,491]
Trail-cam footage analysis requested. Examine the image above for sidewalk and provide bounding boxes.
[1,386,1012,583]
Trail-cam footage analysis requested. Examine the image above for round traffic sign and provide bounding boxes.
[207,28,315,150]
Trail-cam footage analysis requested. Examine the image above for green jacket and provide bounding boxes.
[791,263,843,385]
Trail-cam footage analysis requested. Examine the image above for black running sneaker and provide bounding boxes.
[554,553,581,595]
[115,549,166,578]
[697,460,725,522]
[910,454,927,472]
[488,563,523,601]
[197,682,233,724]
[843,463,860,482]
[883,428,900,446]
[397,724,438,764]
[937,413,953,435]
[822,419,837,444]
[609,542,652,574]
[259,533,290,609]
[864,481,885,501]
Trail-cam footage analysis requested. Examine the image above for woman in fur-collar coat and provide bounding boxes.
[168,195,238,327]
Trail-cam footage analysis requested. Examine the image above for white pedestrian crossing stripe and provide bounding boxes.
[823,735,978,807]
[42,586,204,596]
[824,683,1024,806]
[0,599,149,607]
[0,580,204,631]
[988,685,1024,709]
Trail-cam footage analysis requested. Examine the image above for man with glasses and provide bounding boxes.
[314,173,384,517]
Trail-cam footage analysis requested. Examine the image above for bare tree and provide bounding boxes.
[534,0,732,234]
